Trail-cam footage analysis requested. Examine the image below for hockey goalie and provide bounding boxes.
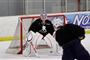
[23,18,61,56]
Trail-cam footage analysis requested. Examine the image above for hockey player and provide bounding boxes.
[56,24,90,60]
[23,18,58,56]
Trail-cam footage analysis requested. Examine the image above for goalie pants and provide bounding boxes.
[62,39,90,60]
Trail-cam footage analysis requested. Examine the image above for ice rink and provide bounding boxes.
[0,34,90,60]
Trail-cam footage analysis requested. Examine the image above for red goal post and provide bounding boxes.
[19,13,66,54]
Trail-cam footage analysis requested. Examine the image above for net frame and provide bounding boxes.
[13,13,66,54]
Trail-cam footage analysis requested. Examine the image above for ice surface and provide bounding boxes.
[0,34,90,60]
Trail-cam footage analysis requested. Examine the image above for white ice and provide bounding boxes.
[0,34,90,60]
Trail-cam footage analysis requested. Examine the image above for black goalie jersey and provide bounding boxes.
[28,18,54,36]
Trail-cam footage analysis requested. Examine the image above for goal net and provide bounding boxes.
[6,13,66,55]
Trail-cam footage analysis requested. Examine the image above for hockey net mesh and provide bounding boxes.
[6,13,66,54]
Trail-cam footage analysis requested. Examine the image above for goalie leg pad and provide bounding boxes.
[44,33,60,53]
[31,32,43,47]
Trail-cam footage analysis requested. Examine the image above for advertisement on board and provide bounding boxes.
[65,13,90,29]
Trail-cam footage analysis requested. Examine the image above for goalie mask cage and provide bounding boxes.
[6,13,66,54]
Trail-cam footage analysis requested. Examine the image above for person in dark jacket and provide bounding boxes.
[56,24,90,60]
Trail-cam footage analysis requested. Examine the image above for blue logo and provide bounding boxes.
[73,14,90,29]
